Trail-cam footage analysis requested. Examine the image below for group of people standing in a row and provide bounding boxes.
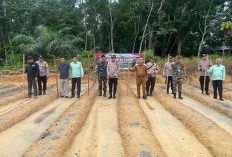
[25,54,226,101]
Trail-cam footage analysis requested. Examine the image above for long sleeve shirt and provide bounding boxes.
[129,63,148,78]
[70,61,84,78]
[36,61,49,77]
[107,61,120,78]
[197,60,212,76]
[146,62,159,77]
[25,62,40,80]
[97,61,107,77]
[207,64,226,81]
[163,62,174,77]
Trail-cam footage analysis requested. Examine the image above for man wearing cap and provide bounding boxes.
[198,54,212,95]
[97,55,107,97]
[70,56,84,98]
[163,56,174,94]
[132,56,140,67]
[129,57,148,99]
[36,55,49,95]
[146,57,159,96]
[207,59,226,101]
[107,55,120,99]
[25,56,40,98]
[169,56,187,99]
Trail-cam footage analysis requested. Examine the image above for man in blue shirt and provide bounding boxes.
[207,59,226,101]
[70,56,84,98]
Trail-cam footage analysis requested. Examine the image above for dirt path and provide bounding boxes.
[65,96,124,157]
[129,85,212,157]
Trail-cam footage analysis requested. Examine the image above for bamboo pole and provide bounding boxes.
[23,54,25,98]
[54,56,59,98]
[88,54,90,95]
[203,55,209,95]
[166,54,170,92]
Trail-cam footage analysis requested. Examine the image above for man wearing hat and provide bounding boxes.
[107,55,120,99]
[169,56,187,99]
[36,55,49,95]
[163,56,174,94]
[132,56,140,67]
[129,57,148,99]
[197,54,212,95]
[25,56,40,98]
[146,57,159,96]
[97,55,108,97]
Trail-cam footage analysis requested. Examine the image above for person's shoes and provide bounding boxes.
[108,95,112,99]
[137,96,140,99]
[167,90,169,94]
[173,93,176,99]
[60,95,64,98]
[65,96,69,98]
[201,91,203,94]
[214,97,217,99]
[70,95,75,99]
[206,91,210,95]
[220,98,224,101]
[77,95,80,98]
[143,96,147,99]
[99,92,102,96]
[43,90,46,95]
[27,95,32,98]
[113,95,116,99]
[38,91,42,95]
[104,92,106,97]
[171,91,174,94]
[179,92,183,99]
[147,92,149,96]
[150,93,153,96]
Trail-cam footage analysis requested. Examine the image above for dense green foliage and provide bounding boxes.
[0,0,231,66]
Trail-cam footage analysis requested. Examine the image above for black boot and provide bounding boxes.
[104,91,106,97]
[99,91,102,96]
[150,93,153,96]
[143,96,147,99]
[147,92,149,96]
[167,90,169,94]
[108,94,112,99]
[38,90,42,95]
[173,93,176,99]
[179,92,183,99]
[206,90,210,95]
[113,93,116,99]
[70,95,75,99]
[43,90,46,95]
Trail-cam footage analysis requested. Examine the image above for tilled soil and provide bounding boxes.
[0,78,232,157]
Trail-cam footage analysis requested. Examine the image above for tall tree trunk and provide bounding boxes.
[177,38,184,55]
[108,4,115,52]
[139,2,153,53]
[132,16,140,53]
[148,24,154,51]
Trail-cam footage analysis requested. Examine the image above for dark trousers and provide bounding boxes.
[166,76,173,92]
[72,77,81,96]
[28,79,37,96]
[146,77,156,94]
[99,76,107,93]
[38,75,47,92]
[199,76,210,92]
[213,80,223,99]
[109,78,118,96]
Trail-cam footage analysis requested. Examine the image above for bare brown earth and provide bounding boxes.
[0,73,231,157]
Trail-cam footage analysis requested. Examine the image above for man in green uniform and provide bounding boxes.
[97,55,107,97]
[129,57,148,99]
[169,56,187,99]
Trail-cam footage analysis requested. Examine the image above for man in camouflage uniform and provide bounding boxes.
[107,55,120,99]
[197,54,212,95]
[129,57,148,99]
[146,57,159,96]
[97,55,107,97]
[36,55,49,95]
[169,56,187,99]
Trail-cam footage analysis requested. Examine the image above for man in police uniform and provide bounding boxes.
[25,56,40,98]
[97,55,107,97]
[36,55,49,95]
[129,57,148,99]
[107,55,120,99]
[197,54,212,95]
[169,56,187,99]
[146,57,159,96]
[163,56,174,94]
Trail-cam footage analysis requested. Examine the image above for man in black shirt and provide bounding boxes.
[25,56,40,98]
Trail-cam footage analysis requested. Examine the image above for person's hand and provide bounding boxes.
[68,76,71,80]
[223,80,225,83]
[184,76,187,82]
[110,75,114,78]
[35,77,38,81]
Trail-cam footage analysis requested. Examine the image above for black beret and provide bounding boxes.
[100,55,105,58]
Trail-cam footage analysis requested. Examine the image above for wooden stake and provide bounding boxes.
[88,54,90,95]
[203,55,209,95]
[54,56,59,98]
[23,54,25,98]
[166,54,170,92]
